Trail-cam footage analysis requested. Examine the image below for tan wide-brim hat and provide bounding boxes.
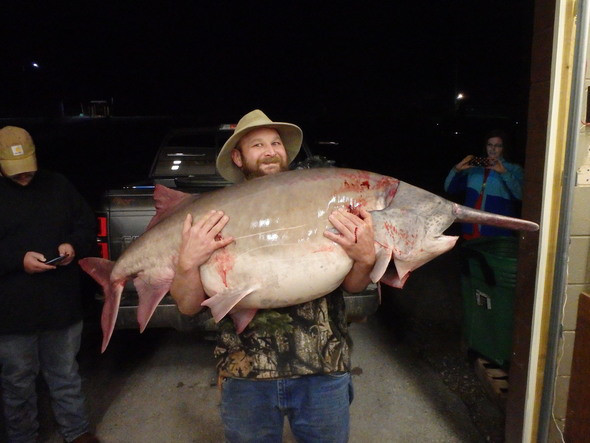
[0,126,37,176]
[216,109,303,183]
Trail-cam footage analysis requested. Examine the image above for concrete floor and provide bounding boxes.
[22,312,486,443]
[1,249,503,442]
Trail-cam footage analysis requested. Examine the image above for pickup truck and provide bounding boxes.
[93,125,380,333]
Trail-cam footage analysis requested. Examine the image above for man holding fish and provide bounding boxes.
[78,108,537,441]
[170,109,374,442]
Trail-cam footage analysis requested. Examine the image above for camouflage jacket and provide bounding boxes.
[214,291,351,379]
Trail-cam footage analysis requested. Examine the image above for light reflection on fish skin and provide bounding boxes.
[233,224,308,241]
[323,195,353,216]
[265,233,279,242]
[236,192,363,246]
[237,191,392,249]
[250,218,271,229]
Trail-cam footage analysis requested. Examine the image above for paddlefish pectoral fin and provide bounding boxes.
[379,268,412,289]
[367,240,411,289]
[201,286,259,324]
[369,247,393,283]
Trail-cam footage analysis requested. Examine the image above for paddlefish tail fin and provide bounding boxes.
[79,257,124,353]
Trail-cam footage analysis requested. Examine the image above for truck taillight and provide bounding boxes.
[97,216,107,237]
[96,216,109,259]
[98,242,109,259]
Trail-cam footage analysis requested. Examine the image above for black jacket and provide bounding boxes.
[0,170,96,334]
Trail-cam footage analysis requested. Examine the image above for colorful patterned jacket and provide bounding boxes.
[444,159,523,237]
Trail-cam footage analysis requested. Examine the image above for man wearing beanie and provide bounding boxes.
[0,127,99,442]
[170,110,375,442]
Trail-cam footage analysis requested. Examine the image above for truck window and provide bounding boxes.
[152,146,218,177]
[150,130,231,179]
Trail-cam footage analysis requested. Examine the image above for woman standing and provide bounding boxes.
[444,130,524,239]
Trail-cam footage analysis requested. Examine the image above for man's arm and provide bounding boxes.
[170,211,233,315]
[324,207,376,293]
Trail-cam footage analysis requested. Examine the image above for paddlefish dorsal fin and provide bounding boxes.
[146,184,196,230]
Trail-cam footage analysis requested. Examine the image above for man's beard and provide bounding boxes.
[242,156,288,180]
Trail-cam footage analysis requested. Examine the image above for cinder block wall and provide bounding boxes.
[549,39,590,441]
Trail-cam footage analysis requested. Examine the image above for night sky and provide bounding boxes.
[1,1,534,201]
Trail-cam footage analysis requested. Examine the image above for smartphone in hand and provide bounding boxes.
[45,255,67,265]
[468,157,491,167]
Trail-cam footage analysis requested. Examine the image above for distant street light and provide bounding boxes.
[21,61,42,115]
[454,91,466,113]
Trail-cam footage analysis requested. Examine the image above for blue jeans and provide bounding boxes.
[221,373,353,443]
[0,321,90,443]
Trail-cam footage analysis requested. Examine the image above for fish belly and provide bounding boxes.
[200,242,352,309]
